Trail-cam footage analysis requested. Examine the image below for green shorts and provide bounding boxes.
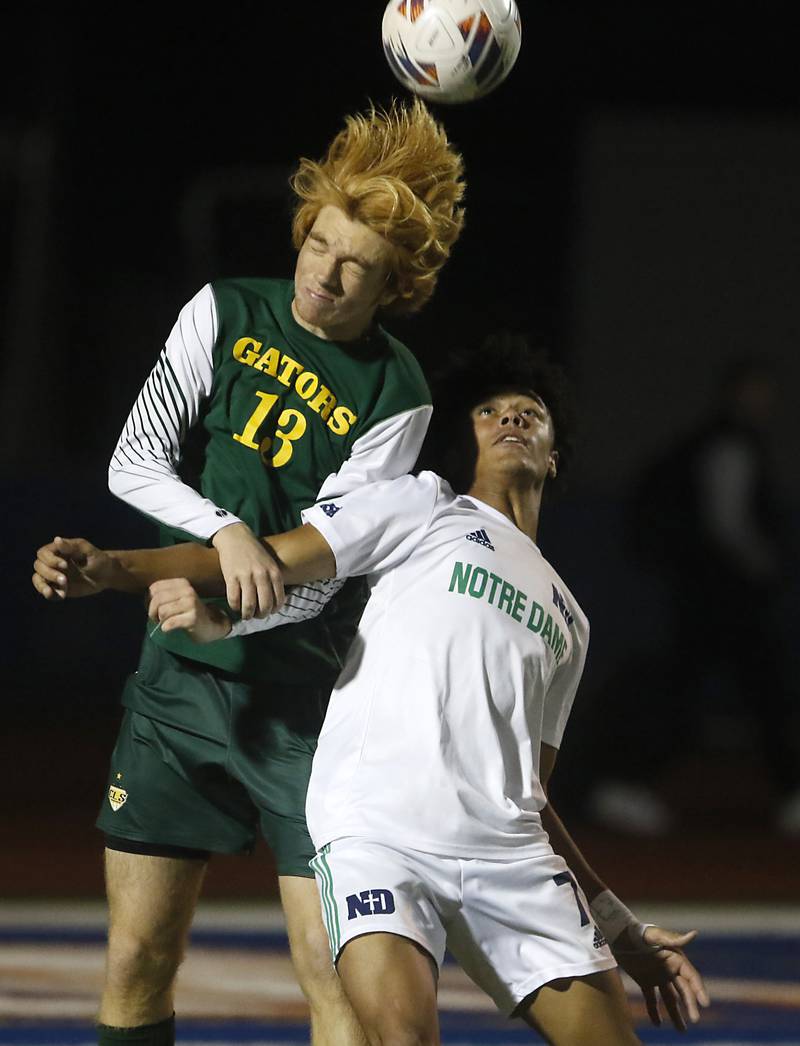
[96,641,326,877]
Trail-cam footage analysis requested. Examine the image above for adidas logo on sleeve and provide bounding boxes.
[465,528,495,551]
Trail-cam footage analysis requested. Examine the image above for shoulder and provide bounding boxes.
[210,277,290,314]
[166,285,217,359]
[442,489,491,517]
[373,326,431,408]
[376,469,445,507]
[326,470,445,521]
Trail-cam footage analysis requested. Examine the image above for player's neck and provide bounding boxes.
[467,478,542,543]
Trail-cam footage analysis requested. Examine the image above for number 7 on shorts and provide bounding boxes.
[553,871,590,926]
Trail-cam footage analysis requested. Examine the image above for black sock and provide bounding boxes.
[96,1015,175,1045]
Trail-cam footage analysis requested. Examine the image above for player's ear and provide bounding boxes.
[548,450,559,479]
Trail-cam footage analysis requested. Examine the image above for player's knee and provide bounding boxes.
[289,937,339,1004]
[359,1018,437,1046]
[537,1013,640,1046]
[567,1028,640,1046]
[106,929,183,995]
[606,1025,641,1046]
[285,908,338,1000]
[346,993,437,1046]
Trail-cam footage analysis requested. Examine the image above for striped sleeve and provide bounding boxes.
[227,576,344,636]
[107,284,245,541]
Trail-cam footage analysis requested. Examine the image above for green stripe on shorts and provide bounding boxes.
[311,844,340,960]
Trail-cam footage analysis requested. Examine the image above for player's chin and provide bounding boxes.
[296,288,336,321]
[492,453,542,484]
[492,442,535,464]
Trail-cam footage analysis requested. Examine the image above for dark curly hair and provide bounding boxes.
[416,332,577,495]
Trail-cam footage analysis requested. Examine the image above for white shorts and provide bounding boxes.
[310,837,617,1016]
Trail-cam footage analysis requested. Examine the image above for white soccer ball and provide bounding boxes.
[381,0,522,104]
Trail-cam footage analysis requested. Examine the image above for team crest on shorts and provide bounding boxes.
[346,889,395,919]
[108,785,128,812]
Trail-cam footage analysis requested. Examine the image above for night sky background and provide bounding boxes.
[4,3,800,861]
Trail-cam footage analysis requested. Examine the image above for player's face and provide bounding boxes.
[292,205,398,341]
[470,390,557,487]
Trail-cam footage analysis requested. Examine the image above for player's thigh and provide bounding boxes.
[308,839,456,1041]
[104,847,207,952]
[520,969,640,1046]
[337,932,440,1045]
[447,851,616,1017]
[309,839,454,974]
[97,710,259,856]
[235,713,320,878]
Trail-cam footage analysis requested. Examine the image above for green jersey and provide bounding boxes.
[109,278,432,731]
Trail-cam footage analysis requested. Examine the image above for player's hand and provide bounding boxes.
[148,578,232,643]
[32,537,113,600]
[613,924,710,1032]
[211,522,285,620]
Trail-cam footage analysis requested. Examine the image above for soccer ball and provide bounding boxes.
[381,0,522,104]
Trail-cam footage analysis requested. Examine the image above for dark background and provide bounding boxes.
[3,2,799,898]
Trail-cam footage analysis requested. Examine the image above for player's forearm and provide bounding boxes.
[261,524,337,585]
[544,799,653,947]
[540,801,607,903]
[107,545,226,596]
[106,523,335,598]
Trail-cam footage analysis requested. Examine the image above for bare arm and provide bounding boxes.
[261,526,335,585]
[141,525,334,643]
[33,525,334,601]
[33,537,227,600]
[539,743,709,1031]
[539,743,607,902]
[112,544,225,594]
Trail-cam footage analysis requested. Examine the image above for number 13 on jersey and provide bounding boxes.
[233,391,307,468]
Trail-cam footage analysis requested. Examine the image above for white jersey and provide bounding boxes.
[300,472,590,860]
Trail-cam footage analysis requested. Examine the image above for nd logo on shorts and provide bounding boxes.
[346,889,395,920]
[108,773,128,812]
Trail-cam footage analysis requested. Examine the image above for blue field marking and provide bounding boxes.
[641,1037,800,1045]
[681,935,800,981]
[0,1029,309,1046]
[439,1009,800,1042]
[1,1028,799,1046]
[1,926,798,980]
[2,906,799,1046]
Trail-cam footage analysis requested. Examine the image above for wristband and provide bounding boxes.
[589,889,645,945]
